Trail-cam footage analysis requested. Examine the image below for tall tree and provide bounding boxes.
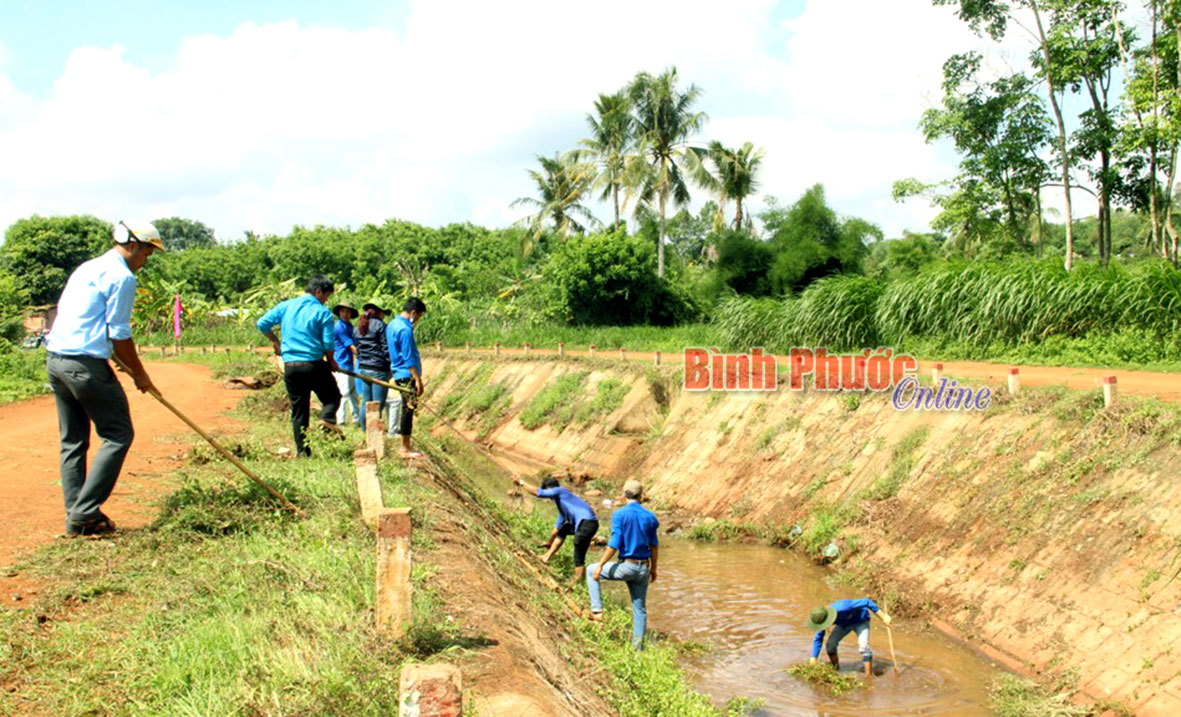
[628,67,707,277]
[934,0,1079,269]
[510,153,600,243]
[691,141,766,232]
[579,92,634,230]
[0,215,110,305]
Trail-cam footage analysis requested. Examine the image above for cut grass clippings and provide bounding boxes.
[988,674,1093,717]
[787,662,864,695]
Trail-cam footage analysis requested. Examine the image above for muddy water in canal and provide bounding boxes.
[473,453,1000,715]
[656,539,998,715]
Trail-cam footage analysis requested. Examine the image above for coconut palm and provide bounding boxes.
[628,67,707,277]
[691,141,765,232]
[511,153,600,243]
[578,91,634,230]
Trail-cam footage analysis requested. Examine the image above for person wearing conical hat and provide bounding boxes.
[806,598,892,676]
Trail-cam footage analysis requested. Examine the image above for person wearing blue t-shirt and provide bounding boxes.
[331,302,359,426]
[806,597,893,676]
[386,297,426,459]
[514,474,600,584]
[587,479,660,650]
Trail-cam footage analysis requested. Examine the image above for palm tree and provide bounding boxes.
[578,92,633,230]
[628,67,707,277]
[511,153,600,243]
[691,141,765,232]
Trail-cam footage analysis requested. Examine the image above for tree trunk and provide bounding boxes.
[733,199,744,232]
[658,189,667,277]
[1032,0,1075,270]
[612,182,620,231]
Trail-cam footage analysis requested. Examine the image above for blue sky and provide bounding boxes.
[0,0,1084,241]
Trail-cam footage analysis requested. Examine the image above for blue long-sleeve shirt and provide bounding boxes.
[256,293,334,363]
[811,598,880,657]
[386,314,422,380]
[333,319,356,372]
[536,486,597,530]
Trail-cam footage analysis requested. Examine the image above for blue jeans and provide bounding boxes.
[587,561,650,650]
[826,620,872,662]
[355,368,390,430]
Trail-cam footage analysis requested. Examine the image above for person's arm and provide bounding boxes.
[869,598,892,625]
[322,316,337,370]
[591,546,617,581]
[257,304,282,356]
[106,276,154,393]
[513,477,540,495]
[649,545,658,583]
[810,630,826,661]
[112,339,155,393]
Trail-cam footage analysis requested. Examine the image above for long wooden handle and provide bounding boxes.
[114,357,305,517]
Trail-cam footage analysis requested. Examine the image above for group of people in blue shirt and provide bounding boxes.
[256,275,427,458]
[519,472,893,672]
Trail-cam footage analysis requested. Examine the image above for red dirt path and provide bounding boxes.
[0,361,244,571]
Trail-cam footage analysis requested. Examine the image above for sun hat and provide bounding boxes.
[362,302,387,314]
[806,605,837,631]
[623,479,644,498]
[114,220,165,251]
[332,301,358,318]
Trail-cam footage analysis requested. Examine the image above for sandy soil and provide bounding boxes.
[0,360,244,576]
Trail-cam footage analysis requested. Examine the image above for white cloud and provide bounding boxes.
[0,0,1095,242]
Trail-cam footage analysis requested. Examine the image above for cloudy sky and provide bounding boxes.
[0,0,1099,241]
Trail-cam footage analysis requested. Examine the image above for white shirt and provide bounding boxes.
[47,249,137,359]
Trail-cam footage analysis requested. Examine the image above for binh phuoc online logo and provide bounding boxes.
[683,347,991,411]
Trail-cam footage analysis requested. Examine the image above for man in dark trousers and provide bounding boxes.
[386,297,426,459]
[45,220,164,536]
[257,275,341,456]
[587,479,660,650]
[514,474,600,584]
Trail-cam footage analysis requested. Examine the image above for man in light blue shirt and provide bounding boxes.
[257,275,341,456]
[587,479,660,650]
[386,297,426,458]
[46,220,164,536]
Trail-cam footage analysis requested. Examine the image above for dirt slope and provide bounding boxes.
[425,353,1181,716]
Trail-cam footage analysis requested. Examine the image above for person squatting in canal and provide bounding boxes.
[807,597,893,676]
[514,474,600,584]
[587,479,659,650]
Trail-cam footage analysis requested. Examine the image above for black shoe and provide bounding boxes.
[65,513,117,537]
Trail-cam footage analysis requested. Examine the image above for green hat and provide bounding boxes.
[806,605,837,631]
[332,301,358,318]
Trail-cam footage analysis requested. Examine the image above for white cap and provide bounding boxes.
[113,220,165,251]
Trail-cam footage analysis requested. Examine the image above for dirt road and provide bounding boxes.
[0,361,244,569]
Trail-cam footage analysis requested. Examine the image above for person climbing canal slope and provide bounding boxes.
[807,597,893,676]
[514,474,600,584]
[587,479,659,650]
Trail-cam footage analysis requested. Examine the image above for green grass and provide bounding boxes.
[800,503,858,556]
[575,377,630,425]
[519,371,588,431]
[862,427,929,501]
[0,417,412,714]
[988,674,1093,717]
[786,662,863,695]
[442,322,719,353]
[0,347,49,404]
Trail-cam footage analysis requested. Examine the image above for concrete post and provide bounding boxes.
[494,342,501,358]
[160,346,167,357]
[201,347,207,355]
[523,342,530,356]
[366,401,385,459]
[932,362,943,384]
[654,350,661,366]
[558,342,565,359]
[398,663,461,717]
[354,449,383,528]
[1008,367,1020,396]
[377,508,413,640]
[588,345,595,359]
[435,340,442,352]
[619,347,626,361]
[465,342,471,355]
[225,347,231,355]
[1103,375,1118,408]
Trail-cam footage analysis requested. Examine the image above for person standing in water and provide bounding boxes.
[806,597,893,676]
